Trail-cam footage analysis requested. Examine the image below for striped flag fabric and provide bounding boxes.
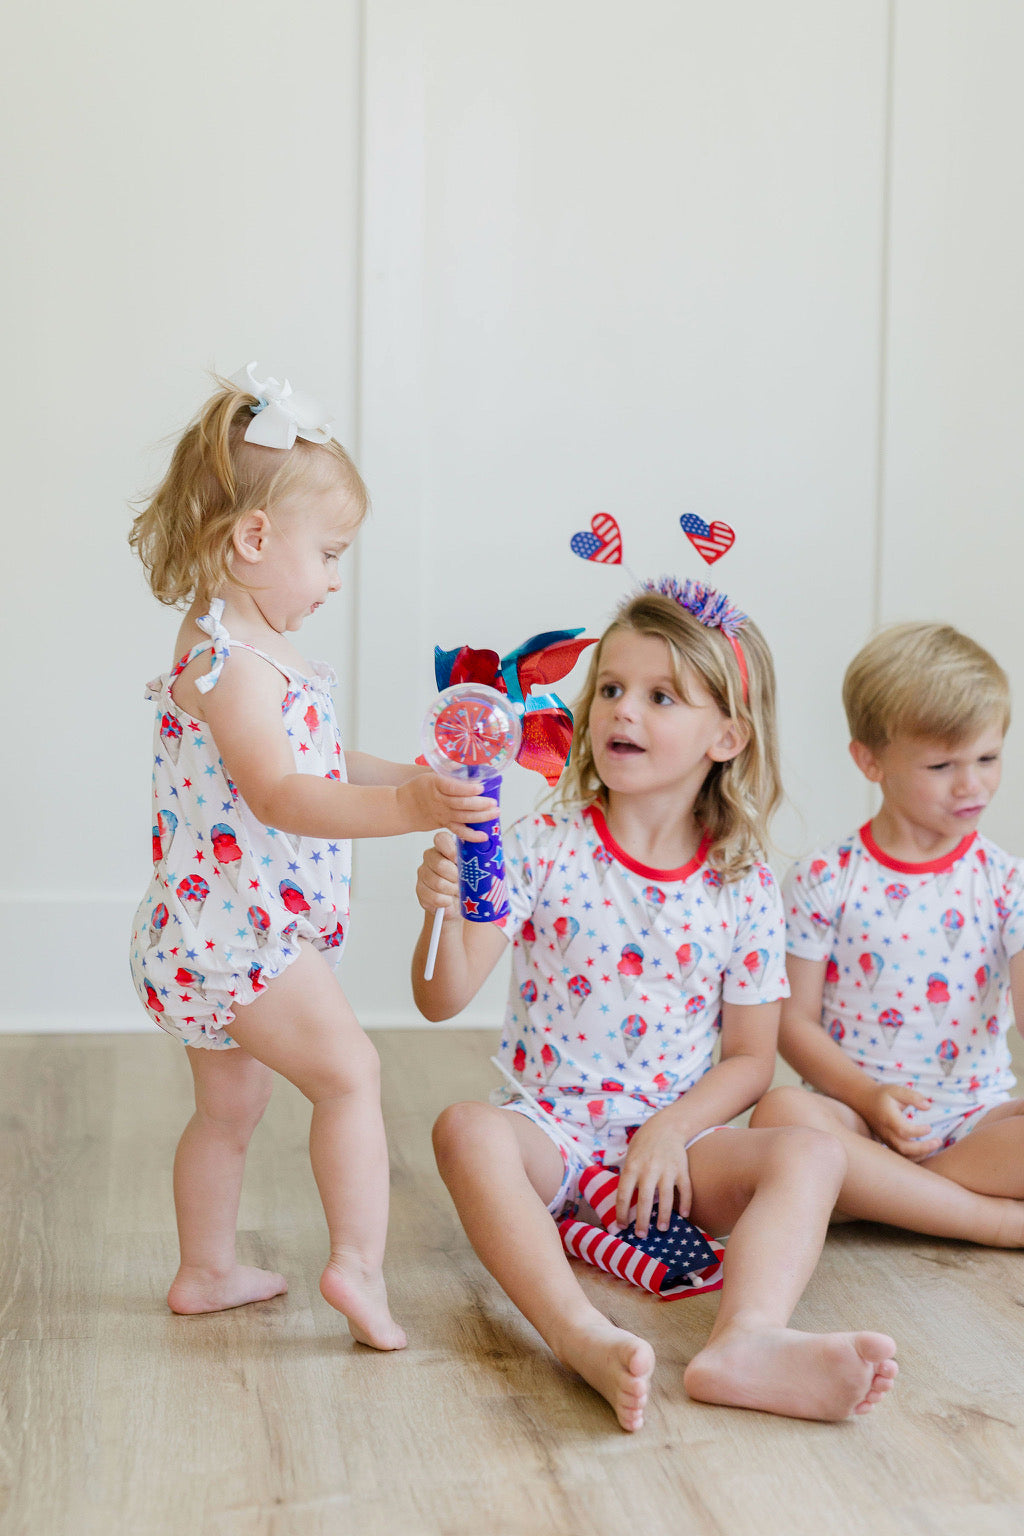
[679,514,735,566]
[570,512,623,565]
[558,1164,725,1301]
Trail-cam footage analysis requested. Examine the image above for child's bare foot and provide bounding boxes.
[553,1318,656,1432]
[320,1255,407,1351]
[167,1263,288,1315]
[683,1322,897,1421]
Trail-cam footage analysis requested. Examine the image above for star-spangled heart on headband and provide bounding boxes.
[679,514,735,565]
[570,513,622,565]
[433,631,597,785]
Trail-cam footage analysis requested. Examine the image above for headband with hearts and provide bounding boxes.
[639,576,749,702]
[568,512,749,702]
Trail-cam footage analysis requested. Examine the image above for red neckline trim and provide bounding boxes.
[858,821,977,875]
[586,805,712,881]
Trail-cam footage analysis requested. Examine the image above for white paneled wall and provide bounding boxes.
[2,1,1022,1031]
[880,0,1024,852]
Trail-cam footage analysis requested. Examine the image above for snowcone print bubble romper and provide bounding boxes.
[129,601,352,1049]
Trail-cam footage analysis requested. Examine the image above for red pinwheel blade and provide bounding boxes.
[449,647,503,689]
[518,709,575,785]
[516,637,596,696]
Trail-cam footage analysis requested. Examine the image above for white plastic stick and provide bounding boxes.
[489,1056,581,1158]
[423,908,445,981]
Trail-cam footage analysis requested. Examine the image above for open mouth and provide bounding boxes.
[606,737,645,755]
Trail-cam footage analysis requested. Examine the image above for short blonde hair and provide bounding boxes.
[129,377,368,607]
[556,589,782,881]
[843,622,1011,751]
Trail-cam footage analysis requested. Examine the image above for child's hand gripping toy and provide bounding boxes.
[420,629,598,979]
[421,683,522,979]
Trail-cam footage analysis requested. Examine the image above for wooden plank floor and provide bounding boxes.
[3,1029,1024,1536]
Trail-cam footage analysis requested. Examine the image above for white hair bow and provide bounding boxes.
[231,360,335,449]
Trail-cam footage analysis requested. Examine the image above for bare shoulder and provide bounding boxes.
[168,602,308,720]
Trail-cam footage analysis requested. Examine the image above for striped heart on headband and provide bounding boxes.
[570,513,623,565]
[679,514,735,566]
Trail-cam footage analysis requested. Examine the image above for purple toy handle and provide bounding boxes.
[455,775,508,923]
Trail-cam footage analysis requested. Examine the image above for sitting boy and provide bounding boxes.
[752,622,1024,1246]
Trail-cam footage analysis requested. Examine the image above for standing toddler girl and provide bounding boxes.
[129,365,492,1347]
[413,581,898,1428]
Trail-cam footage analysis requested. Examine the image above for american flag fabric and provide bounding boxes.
[570,512,623,565]
[559,1165,725,1301]
[679,514,735,566]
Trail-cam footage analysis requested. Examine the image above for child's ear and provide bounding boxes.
[232,510,270,566]
[708,718,750,764]
[849,740,883,782]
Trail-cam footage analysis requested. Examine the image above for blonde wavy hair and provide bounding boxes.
[555,589,782,881]
[843,621,1010,751]
[129,376,368,607]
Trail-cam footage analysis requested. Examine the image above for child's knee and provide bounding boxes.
[432,1100,499,1173]
[195,1077,271,1140]
[750,1085,811,1129]
[316,1031,381,1101]
[764,1124,848,1190]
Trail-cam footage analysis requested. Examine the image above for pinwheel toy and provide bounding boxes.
[420,627,596,979]
[421,683,521,979]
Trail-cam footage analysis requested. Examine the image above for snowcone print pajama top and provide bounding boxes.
[784,824,1024,1146]
[491,806,789,1169]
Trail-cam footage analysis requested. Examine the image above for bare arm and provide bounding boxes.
[779,955,876,1107]
[1009,950,1024,1041]
[615,998,779,1232]
[410,832,509,1020]
[345,752,430,788]
[781,954,940,1157]
[200,651,494,841]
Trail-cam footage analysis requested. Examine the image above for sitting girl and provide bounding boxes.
[412,581,898,1430]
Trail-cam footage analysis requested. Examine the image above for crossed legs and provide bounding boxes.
[751,1087,1024,1246]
